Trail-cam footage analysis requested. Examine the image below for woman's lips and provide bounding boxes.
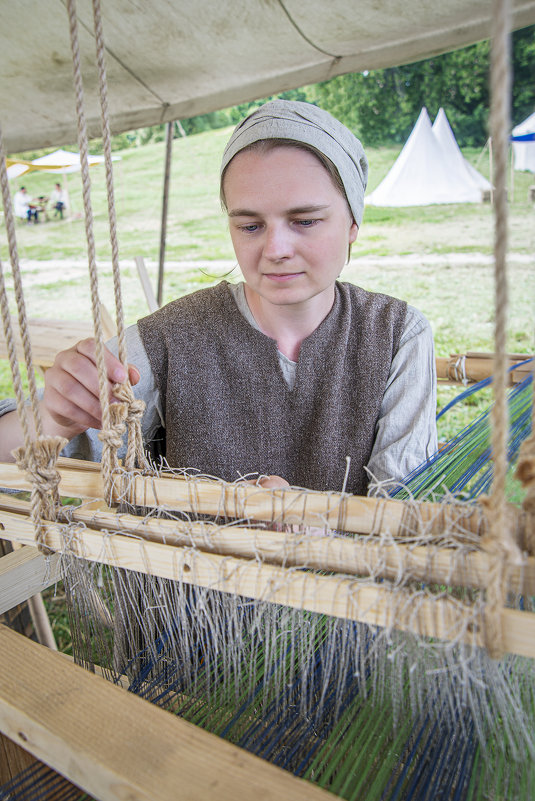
[264,272,303,282]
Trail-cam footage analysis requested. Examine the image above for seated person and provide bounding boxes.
[0,101,438,495]
[14,186,38,223]
[50,183,68,219]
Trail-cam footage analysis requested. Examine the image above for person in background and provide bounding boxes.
[50,182,68,219]
[13,186,38,223]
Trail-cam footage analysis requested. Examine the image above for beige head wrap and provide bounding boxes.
[221,99,368,226]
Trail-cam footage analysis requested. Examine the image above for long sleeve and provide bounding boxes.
[366,305,438,491]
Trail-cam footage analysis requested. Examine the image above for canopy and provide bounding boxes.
[365,108,490,207]
[1,0,535,153]
[6,149,109,180]
[511,112,535,172]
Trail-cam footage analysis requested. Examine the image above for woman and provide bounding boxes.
[0,101,437,493]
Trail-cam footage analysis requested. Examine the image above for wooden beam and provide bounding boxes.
[0,458,493,537]
[435,351,532,385]
[0,625,332,801]
[0,546,61,615]
[2,509,534,657]
[0,494,532,594]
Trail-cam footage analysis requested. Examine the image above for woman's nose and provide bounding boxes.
[262,224,293,261]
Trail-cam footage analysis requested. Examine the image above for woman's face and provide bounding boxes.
[223,146,358,312]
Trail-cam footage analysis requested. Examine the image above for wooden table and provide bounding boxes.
[0,310,117,372]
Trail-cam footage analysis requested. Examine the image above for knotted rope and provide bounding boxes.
[481,0,522,659]
[91,0,148,473]
[0,124,67,554]
[66,0,148,504]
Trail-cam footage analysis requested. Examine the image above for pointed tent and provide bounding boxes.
[365,108,488,207]
[511,112,535,172]
[432,107,491,195]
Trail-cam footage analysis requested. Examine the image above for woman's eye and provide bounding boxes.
[240,224,259,233]
[295,219,318,227]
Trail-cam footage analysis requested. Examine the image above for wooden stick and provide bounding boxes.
[2,508,534,657]
[0,494,531,594]
[0,459,495,539]
[0,625,333,801]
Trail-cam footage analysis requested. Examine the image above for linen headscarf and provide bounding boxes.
[221,100,368,226]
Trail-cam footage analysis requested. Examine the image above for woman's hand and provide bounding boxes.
[42,337,140,439]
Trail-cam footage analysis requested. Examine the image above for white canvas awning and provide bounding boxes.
[1,0,535,153]
[6,149,114,179]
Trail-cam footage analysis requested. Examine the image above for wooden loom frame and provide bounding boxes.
[1,448,535,800]
[1,0,533,795]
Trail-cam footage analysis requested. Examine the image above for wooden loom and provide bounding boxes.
[1,1,534,799]
[1,447,535,799]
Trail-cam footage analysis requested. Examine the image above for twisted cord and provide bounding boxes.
[0,253,32,446]
[0,124,42,438]
[484,0,514,659]
[91,0,126,366]
[91,0,148,470]
[66,0,116,500]
[0,126,68,553]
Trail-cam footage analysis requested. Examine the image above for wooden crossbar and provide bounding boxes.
[0,458,492,537]
[0,309,116,371]
[0,493,532,594]
[2,508,535,658]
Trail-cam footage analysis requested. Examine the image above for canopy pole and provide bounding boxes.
[156,121,174,307]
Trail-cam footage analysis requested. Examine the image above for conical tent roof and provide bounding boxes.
[432,108,491,192]
[366,108,487,207]
[511,112,535,172]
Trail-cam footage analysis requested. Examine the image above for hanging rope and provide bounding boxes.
[481,0,521,659]
[66,0,129,501]
[0,125,66,554]
[91,0,148,472]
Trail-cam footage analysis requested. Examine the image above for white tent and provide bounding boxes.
[432,107,491,195]
[6,149,110,180]
[511,112,535,172]
[365,108,489,207]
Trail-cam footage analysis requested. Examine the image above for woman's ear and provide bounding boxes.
[349,221,359,244]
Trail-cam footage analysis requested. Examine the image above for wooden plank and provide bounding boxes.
[135,255,159,313]
[0,317,94,369]
[0,308,117,371]
[2,508,534,657]
[0,625,332,801]
[0,493,532,594]
[0,546,62,614]
[0,731,36,785]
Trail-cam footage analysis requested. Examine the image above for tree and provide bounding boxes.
[311,25,534,147]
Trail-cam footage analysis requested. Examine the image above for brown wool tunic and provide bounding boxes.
[137,281,407,495]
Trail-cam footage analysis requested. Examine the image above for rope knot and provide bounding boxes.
[98,403,127,451]
[12,435,68,555]
[111,380,149,472]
